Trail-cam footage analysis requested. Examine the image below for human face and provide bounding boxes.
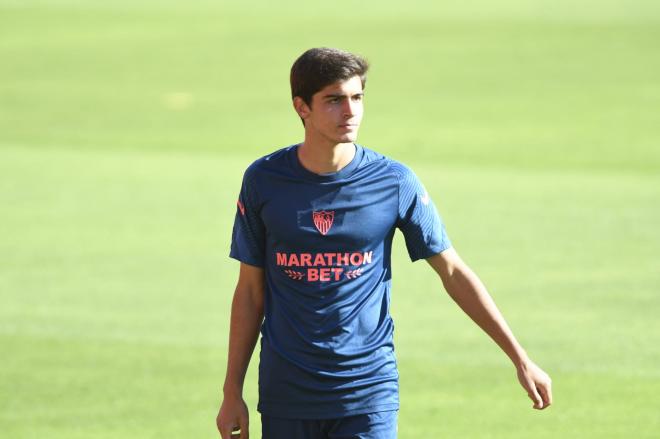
[295,75,364,146]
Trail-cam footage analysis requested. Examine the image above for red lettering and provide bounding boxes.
[363,251,373,265]
[276,252,288,266]
[300,253,312,267]
[331,267,343,280]
[349,252,363,266]
[313,253,326,266]
[319,268,331,281]
[307,268,319,281]
[278,252,372,271]
[288,254,300,267]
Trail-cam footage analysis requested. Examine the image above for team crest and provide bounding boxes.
[313,210,334,235]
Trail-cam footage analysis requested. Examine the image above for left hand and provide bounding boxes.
[516,359,553,410]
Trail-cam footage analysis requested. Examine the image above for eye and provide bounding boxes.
[352,94,364,102]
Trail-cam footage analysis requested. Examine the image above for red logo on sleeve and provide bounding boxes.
[313,210,334,235]
[237,199,245,216]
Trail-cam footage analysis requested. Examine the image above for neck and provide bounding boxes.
[297,138,356,175]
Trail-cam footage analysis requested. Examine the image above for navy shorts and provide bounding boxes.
[261,410,398,439]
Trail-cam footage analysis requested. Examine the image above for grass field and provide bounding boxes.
[1,1,659,438]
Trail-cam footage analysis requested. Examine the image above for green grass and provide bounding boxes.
[1,1,659,438]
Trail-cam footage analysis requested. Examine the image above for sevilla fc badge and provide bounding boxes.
[313,210,334,235]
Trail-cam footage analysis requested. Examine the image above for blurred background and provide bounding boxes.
[1,0,658,437]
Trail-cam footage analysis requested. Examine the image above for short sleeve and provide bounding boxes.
[229,167,266,267]
[393,163,452,261]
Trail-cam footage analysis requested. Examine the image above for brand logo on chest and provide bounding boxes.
[312,210,335,235]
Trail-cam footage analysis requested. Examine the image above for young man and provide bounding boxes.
[217,47,552,439]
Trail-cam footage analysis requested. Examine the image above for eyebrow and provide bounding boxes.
[322,92,364,100]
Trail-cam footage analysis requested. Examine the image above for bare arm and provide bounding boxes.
[216,263,265,438]
[427,248,552,410]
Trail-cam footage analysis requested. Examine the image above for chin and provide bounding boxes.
[338,133,359,143]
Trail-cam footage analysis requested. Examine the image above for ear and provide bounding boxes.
[293,96,311,120]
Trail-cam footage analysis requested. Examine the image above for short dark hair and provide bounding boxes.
[290,47,369,106]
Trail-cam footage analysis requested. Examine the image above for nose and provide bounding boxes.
[343,99,359,118]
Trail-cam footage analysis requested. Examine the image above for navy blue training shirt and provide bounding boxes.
[230,144,452,419]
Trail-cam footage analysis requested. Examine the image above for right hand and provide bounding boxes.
[515,359,553,410]
[216,395,249,439]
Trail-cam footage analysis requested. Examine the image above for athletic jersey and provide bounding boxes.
[230,143,452,419]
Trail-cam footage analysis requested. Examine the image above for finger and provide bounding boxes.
[239,415,250,439]
[524,377,543,409]
[537,382,553,408]
[220,423,238,439]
